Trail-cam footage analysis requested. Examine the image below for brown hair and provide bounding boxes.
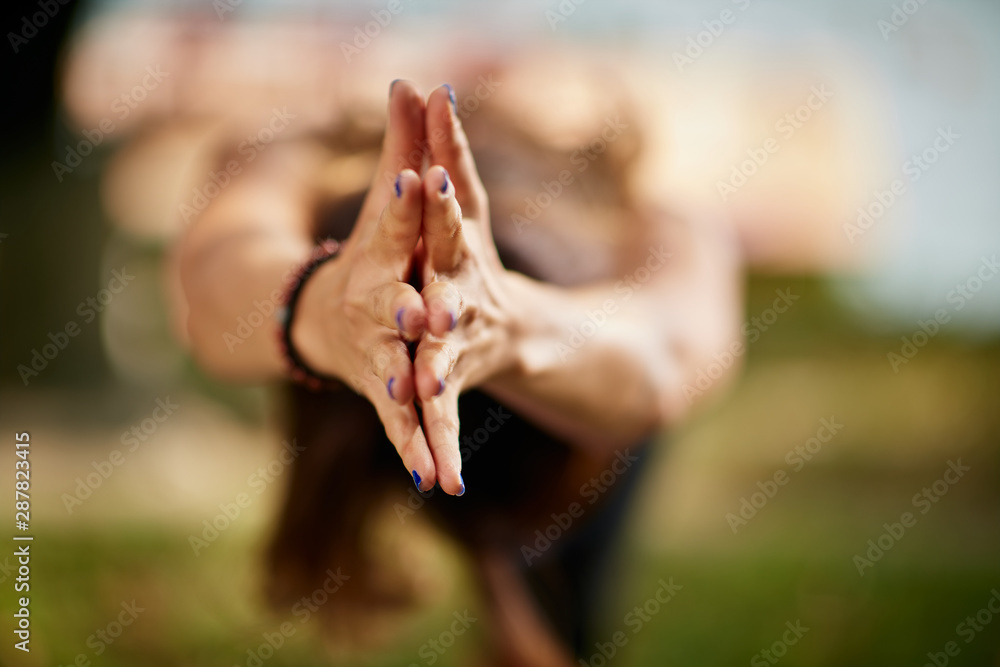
[263,81,646,662]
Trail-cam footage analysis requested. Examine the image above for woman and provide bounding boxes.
[171,72,742,664]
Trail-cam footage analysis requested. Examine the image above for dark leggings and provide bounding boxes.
[423,389,655,659]
[520,442,653,656]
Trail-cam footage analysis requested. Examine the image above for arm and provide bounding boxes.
[411,87,743,463]
[487,214,742,452]
[174,81,466,495]
[176,143,318,381]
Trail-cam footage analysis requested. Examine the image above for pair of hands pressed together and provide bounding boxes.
[292,81,517,497]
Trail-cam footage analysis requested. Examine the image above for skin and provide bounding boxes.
[178,80,742,497]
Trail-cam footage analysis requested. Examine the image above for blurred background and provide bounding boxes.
[1,0,999,665]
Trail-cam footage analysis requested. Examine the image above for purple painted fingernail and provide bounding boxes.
[436,377,445,397]
[412,469,422,489]
[387,377,396,400]
[440,169,449,195]
[444,83,457,113]
[396,307,405,331]
[394,174,402,198]
[457,474,465,496]
[448,311,457,331]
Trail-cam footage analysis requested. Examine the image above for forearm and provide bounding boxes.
[485,219,742,452]
[175,158,318,382]
[484,276,672,450]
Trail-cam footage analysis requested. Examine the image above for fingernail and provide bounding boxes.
[412,469,422,489]
[390,79,401,95]
[394,174,402,198]
[387,377,396,400]
[457,474,465,496]
[448,310,457,331]
[396,307,405,331]
[436,377,446,397]
[440,168,449,195]
[444,83,457,113]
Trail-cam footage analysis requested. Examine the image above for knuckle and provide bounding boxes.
[367,286,390,320]
[430,417,460,444]
[427,299,447,319]
[347,372,366,394]
[376,211,413,245]
[368,345,396,373]
[441,343,458,370]
[342,291,369,322]
[379,223,411,246]
[391,415,419,452]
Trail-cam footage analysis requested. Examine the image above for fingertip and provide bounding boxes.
[416,371,442,403]
[396,302,428,340]
[443,83,457,114]
[429,84,457,125]
[423,165,452,201]
[392,168,421,202]
[439,469,465,497]
[412,468,436,493]
[426,301,457,337]
[422,282,462,337]
[387,373,414,405]
[381,170,423,253]
[405,429,437,492]
[389,78,424,106]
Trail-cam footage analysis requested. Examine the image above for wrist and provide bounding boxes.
[487,270,556,387]
[281,240,345,389]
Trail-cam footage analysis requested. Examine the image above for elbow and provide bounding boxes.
[658,329,745,425]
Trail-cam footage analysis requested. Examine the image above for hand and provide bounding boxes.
[291,81,446,492]
[293,82,516,498]
[408,85,519,493]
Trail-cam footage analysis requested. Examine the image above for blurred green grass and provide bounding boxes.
[2,276,998,666]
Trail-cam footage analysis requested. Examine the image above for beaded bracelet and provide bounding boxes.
[276,239,342,391]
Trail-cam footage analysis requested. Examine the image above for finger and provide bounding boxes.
[366,168,423,271]
[421,280,463,338]
[367,390,437,492]
[367,281,427,341]
[414,336,456,404]
[426,84,489,221]
[422,165,465,273]
[359,80,426,226]
[368,336,416,406]
[420,384,465,496]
